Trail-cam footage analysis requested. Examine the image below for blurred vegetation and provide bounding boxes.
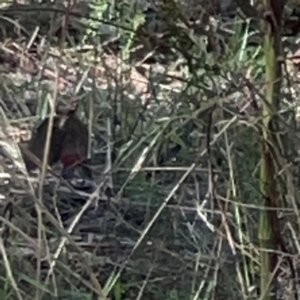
[0,0,300,299]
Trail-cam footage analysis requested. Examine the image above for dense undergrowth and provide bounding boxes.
[0,0,300,299]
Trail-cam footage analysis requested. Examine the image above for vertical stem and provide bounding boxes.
[258,1,284,299]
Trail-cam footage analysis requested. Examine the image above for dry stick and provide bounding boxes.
[87,93,93,160]
[35,70,60,300]
[0,237,23,300]
[75,67,91,157]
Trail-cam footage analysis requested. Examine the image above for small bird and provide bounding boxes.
[22,100,92,180]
